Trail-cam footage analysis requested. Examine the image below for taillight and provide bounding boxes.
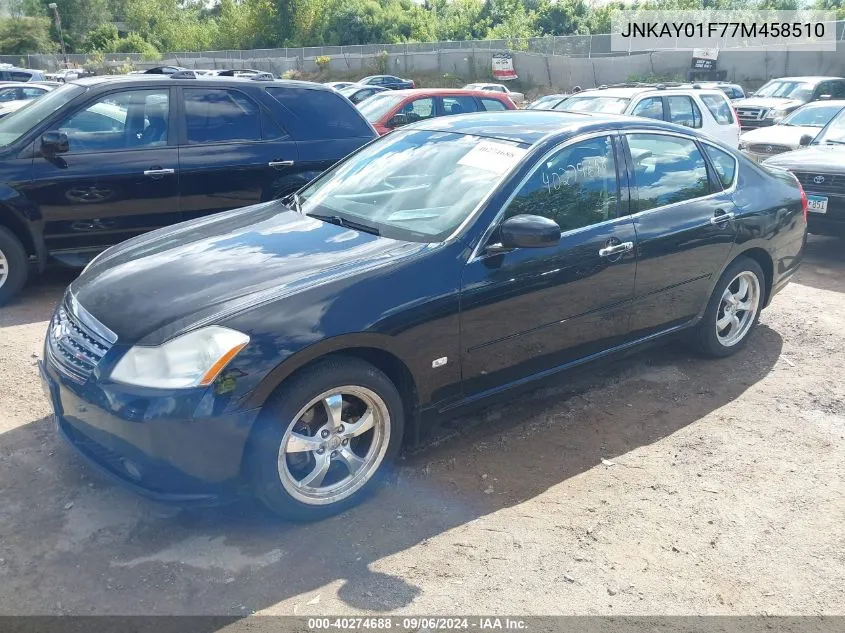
[797,180,808,222]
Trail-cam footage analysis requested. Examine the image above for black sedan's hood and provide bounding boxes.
[71,201,418,345]
[762,144,845,171]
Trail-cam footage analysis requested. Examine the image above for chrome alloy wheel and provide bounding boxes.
[0,247,8,290]
[716,271,761,347]
[278,386,391,505]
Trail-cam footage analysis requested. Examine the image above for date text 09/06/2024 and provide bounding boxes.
[307,617,528,630]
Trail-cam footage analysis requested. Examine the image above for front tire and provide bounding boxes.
[691,256,765,358]
[0,226,28,306]
[250,357,404,521]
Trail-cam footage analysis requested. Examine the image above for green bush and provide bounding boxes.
[375,50,389,74]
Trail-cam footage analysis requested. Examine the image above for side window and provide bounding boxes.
[53,89,168,153]
[396,97,435,125]
[631,97,665,120]
[701,94,734,125]
[10,71,32,82]
[814,81,830,99]
[442,96,478,116]
[481,98,507,111]
[22,87,44,99]
[265,86,370,139]
[184,88,261,144]
[627,133,710,211]
[667,96,702,128]
[830,81,845,98]
[505,135,618,233]
[703,144,737,188]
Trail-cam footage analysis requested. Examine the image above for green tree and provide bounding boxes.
[0,16,56,54]
[84,23,119,52]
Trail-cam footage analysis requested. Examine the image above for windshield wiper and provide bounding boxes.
[822,139,845,145]
[307,212,380,236]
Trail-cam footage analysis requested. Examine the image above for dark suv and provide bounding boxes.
[0,74,376,304]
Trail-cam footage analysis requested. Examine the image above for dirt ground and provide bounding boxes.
[0,236,843,616]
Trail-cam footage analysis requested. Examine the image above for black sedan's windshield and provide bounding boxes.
[0,83,84,148]
[299,130,528,242]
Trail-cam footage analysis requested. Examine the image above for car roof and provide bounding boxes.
[767,76,844,83]
[69,74,337,92]
[793,99,845,108]
[568,85,727,99]
[374,88,509,98]
[407,109,687,145]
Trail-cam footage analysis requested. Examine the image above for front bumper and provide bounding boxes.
[39,357,261,504]
[805,191,845,237]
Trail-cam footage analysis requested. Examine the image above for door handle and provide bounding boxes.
[268,160,295,168]
[598,241,634,257]
[710,210,736,225]
[143,168,175,179]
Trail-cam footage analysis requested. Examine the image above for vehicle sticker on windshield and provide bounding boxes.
[458,141,527,174]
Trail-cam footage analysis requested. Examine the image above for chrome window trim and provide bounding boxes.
[699,138,740,190]
[468,128,741,263]
[623,130,738,220]
[468,130,621,263]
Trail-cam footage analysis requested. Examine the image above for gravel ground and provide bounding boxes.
[0,236,843,616]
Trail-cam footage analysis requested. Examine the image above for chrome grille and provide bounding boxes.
[792,172,845,195]
[748,143,791,155]
[736,107,767,121]
[47,300,114,383]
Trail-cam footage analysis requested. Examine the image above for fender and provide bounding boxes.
[241,331,418,411]
[0,196,47,272]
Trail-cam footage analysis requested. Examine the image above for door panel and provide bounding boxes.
[24,88,179,256]
[624,133,737,336]
[178,86,299,221]
[460,134,637,397]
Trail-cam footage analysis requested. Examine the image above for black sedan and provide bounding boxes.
[359,75,415,90]
[763,105,845,237]
[40,111,806,520]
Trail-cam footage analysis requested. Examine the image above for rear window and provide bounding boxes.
[442,96,478,116]
[700,93,735,125]
[481,98,507,111]
[703,144,737,188]
[266,86,372,139]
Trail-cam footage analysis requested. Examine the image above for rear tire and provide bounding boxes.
[0,226,28,306]
[249,356,404,521]
[690,256,765,358]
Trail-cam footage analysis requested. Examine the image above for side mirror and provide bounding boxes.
[799,134,814,146]
[493,214,560,252]
[387,112,410,129]
[41,131,69,155]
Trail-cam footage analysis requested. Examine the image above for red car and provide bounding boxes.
[357,88,516,135]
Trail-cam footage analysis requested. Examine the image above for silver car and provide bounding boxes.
[739,100,845,162]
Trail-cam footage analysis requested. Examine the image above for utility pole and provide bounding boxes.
[47,3,68,67]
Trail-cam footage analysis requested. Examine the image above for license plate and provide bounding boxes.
[807,195,828,214]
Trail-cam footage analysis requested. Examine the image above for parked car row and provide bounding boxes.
[0,69,823,521]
